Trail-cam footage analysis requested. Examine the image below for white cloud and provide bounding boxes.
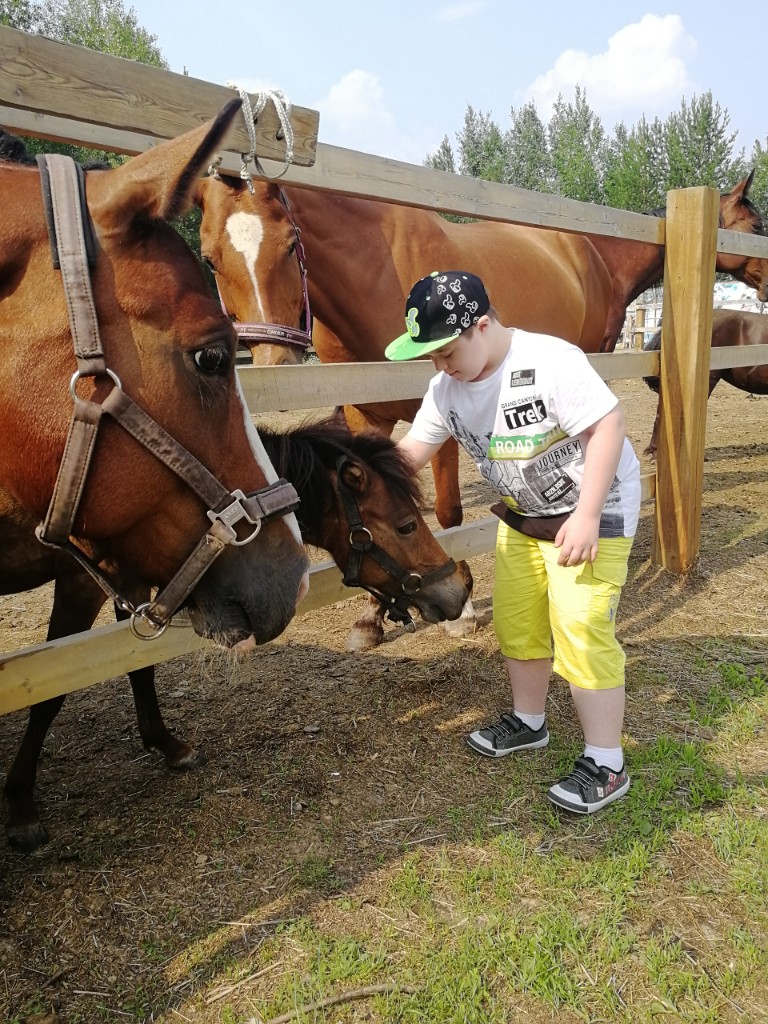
[313,69,407,157]
[524,14,696,126]
[435,1,489,23]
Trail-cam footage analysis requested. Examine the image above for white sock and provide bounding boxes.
[515,711,546,731]
[583,744,624,772]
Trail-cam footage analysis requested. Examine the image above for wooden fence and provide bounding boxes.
[2,24,768,717]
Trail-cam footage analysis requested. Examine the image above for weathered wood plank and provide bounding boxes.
[237,352,662,414]
[653,187,719,572]
[0,25,319,166]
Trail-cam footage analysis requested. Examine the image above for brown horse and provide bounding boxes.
[3,418,467,852]
[643,308,768,458]
[0,100,310,650]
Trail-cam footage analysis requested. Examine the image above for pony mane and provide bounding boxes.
[258,416,423,515]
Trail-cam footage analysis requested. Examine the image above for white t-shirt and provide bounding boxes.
[410,329,641,538]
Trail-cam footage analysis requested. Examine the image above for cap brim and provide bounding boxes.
[384,331,457,361]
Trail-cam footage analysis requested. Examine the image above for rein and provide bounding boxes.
[334,455,457,631]
[218,185,312,353]
[35,153,301,639]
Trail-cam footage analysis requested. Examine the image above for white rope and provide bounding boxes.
[223,82,295,189]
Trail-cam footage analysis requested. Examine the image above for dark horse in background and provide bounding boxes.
[643,308,768,458]
[2,419,468,852]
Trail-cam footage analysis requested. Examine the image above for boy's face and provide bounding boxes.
[427,321,492,382]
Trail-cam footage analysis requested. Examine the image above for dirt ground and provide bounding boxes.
[0,377,767,1023]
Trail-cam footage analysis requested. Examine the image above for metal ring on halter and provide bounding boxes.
[69,366,122,400]
[401,572,424,595]
[349,526,373,549]
[229,520,262,547]
[129,602,169,640]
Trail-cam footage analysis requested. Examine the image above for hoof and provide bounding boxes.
[166,746,205,771]
[442,599,477,638]
[346,625,384,651]
[7,819,49,854]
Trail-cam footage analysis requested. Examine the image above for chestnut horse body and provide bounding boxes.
[0,102,310,648]
[2,420,467,852]
[643,307,768,457]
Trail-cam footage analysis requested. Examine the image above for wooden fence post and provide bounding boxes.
[652,187,719,572]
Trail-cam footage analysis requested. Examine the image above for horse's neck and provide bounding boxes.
[586,234,664,305]
[283,188,417,354]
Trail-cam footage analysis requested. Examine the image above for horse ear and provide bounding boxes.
[728,170,755,203]
[338,459,368,494]
[88,98,243,227]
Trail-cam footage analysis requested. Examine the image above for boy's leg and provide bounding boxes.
[542,537,632,812]
[467,526,552,757]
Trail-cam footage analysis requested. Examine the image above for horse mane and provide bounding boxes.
[0,128,36,165]
[258,416,423,529]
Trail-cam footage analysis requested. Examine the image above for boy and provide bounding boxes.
[385,271,640,813]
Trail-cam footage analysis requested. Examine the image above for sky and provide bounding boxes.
[124,2,765,166]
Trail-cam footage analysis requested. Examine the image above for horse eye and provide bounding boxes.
[194,345,230,375]
[397,520,418,536]
[202,255,217,273]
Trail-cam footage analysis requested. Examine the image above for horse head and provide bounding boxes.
[260,420,469,626]
[718,170,768,302]
[195,175,310,366]
[0,101,309,647]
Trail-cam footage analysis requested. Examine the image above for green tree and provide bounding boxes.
[603,116,667,212]
[746,139,768,221]
[425,135,456,174]
[663,91,737,189]
[506,100,551,192]
[548,85,605,202]
[456,105,509,182]
[0,0,40,30]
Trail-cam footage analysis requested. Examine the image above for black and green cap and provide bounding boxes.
[385,270,490,361]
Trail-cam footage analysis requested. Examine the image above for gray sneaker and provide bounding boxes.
[467,712,549,758]
[547,756,630,814]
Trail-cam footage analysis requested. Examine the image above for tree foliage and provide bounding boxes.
[425,86,765,221]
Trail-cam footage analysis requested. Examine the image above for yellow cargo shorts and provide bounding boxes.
[493,522,634,691]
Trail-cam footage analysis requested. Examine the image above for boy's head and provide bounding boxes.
[385,270,490,361]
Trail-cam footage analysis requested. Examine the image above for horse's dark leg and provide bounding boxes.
[4,571,108,853]
[113,604,204,770]
[644,372,720,460]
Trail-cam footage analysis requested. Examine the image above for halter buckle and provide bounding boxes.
[207,489,263,547]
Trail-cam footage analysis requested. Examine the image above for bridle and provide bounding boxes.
[34,153,301,640]
[216,185,312,354]
[334,455,457,631]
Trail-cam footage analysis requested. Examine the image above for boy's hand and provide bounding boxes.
[554,511,600,566]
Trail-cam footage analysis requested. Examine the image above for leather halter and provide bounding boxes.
[219,186,312,352]
[34,154,301,639]
[334,455,457,631]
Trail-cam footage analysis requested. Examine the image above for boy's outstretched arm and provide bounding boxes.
[396,433,445,475]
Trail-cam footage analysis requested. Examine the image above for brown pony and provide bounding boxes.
[0,101,311,650]
[643,308,768,457]
[3,418,468,852]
